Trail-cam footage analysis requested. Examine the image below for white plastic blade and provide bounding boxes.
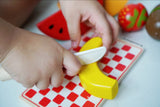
[74,46,106,65]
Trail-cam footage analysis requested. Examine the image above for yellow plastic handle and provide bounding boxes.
[79,37,118,99]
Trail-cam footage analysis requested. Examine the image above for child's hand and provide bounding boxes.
[1,27,81,89]
[59,0,119,50]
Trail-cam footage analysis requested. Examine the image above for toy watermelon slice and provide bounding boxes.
[37,10,91,40]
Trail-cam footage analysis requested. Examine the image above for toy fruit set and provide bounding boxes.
[37,0,105,40]
[118,3,148,32]
[146,4,160,40]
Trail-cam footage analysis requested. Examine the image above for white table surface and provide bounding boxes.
[0,0,160,107]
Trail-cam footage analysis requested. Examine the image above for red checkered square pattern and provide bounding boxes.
[52,86,63,93]
[110,47,119,53]
[67,92,79,102]
[103,66,113,74]
[21,31,143,107]
[83,101,95,107]
[65,81,77,90]
[25,89,36,98]
[100,57,110,64]
[125,53,135,60]
[64,75,74,80]
[113,55,122,62]
[53,94,65,104]
[39,97,51,106]
[116,64,126,71]
[71,103,80,107]
[122,45,131,51]
[108,75,117,80]
[39,88,50,96]
[81,90,91,99]
[73,46,81,52]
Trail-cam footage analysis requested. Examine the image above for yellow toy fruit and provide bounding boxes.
[79,37,118,99]
[104,0,128,16]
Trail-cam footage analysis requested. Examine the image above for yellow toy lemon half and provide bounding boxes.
[79,37,118,99]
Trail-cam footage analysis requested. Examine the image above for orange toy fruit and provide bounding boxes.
[104,0,128,16]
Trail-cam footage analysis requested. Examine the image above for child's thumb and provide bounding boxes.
[63,50,81,76]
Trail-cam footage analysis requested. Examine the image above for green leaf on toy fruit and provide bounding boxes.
[137,9,147,28]
[127,9,139,29]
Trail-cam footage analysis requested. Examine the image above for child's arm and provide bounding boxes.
[59,0,119,50]
[0,0,40,26]
[0,17,81,89]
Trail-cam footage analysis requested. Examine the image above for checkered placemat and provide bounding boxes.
[21,31,143,107]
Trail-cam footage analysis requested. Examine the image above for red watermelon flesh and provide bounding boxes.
[37,10,91,40]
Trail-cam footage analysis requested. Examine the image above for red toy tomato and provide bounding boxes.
[118,3,148,32]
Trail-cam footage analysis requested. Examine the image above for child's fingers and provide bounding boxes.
[22,82,35,88]
[16,70,38,88]
[65,13,81,48]
[63,50,81,76]
[91,11,113,50]
[36,78,50,90]
[51,69,64,87]
[105,13,120,44]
